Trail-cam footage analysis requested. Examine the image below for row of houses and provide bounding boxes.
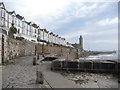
[0,2,73,47]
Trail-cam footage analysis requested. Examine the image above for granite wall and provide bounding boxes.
[0,34,78,64]
[36,44,78,60]
[0,33,35,63]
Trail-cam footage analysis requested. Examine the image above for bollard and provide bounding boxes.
[37,55,39,60]
[36,71,44,84]
[33,57,37,65]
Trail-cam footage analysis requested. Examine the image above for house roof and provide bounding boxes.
[25,21,31,25]
[7,11,15,15]
[53,34,55,36]
[16,14,24,20]
[49,32,53,35]
[43,29,49,33]
[56,35,59,37]
[32,23,39,28]
[61,38,65,40]
[0,2,5,9]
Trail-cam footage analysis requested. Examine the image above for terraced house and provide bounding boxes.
[0,2,72,47]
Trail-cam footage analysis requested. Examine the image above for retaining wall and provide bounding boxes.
[0,34,36,63]
[1,34,78,63]
[36,45,78,60]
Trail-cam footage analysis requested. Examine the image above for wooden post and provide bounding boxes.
[36,71,44,84]
[37,54,39,60]
[33,57,37,65]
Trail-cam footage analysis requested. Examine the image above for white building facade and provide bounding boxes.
[0,2,71,46]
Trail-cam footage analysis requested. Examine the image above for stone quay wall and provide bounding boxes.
[0,34,78,64]
[51,60,119,73]
[0,34,36,63]
[6,38,36,60]
[35,44,78,60]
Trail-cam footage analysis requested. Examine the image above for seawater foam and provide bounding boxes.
[81,53,118,60]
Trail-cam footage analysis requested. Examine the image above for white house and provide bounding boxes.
[43,29,49,42]
[0,2,71,47]
[48,32,53,43]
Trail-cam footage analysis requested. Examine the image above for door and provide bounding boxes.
[2,35,4,63]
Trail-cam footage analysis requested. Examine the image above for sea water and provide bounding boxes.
[80,53,118,60]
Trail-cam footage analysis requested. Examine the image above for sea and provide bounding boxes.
[80,52,118,60]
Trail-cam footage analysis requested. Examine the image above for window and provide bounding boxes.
[18,19,20,27]
[0,9,2,17]
[18,29,20,34]
[1,9,3,17]
[12,15,14,24]
[14,17,16,24]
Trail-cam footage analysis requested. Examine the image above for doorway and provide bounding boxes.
[2,35,4,63]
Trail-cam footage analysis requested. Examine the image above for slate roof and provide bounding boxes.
[16,14,24,20]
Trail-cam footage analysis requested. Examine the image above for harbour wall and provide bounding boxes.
[0,33,78,64]
[0,34,35,63]
[51,59,120,73]
[35,44,78,60]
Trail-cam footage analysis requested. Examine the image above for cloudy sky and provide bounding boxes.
[2,0,118,51]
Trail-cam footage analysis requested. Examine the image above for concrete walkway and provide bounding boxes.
[2,56,50,88]
[38,62,81,88]
[2,56,81,88]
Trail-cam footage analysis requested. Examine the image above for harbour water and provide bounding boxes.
[80,53,118,60]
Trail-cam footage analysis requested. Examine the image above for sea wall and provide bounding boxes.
[6,38,36,60]
[0,33,78,64]
[36,44,78,60]
[51,59,119,73]
[0,33,35,63]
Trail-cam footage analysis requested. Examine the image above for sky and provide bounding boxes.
[2,0,118,51]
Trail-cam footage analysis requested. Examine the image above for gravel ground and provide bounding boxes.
[60,71,118,88]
